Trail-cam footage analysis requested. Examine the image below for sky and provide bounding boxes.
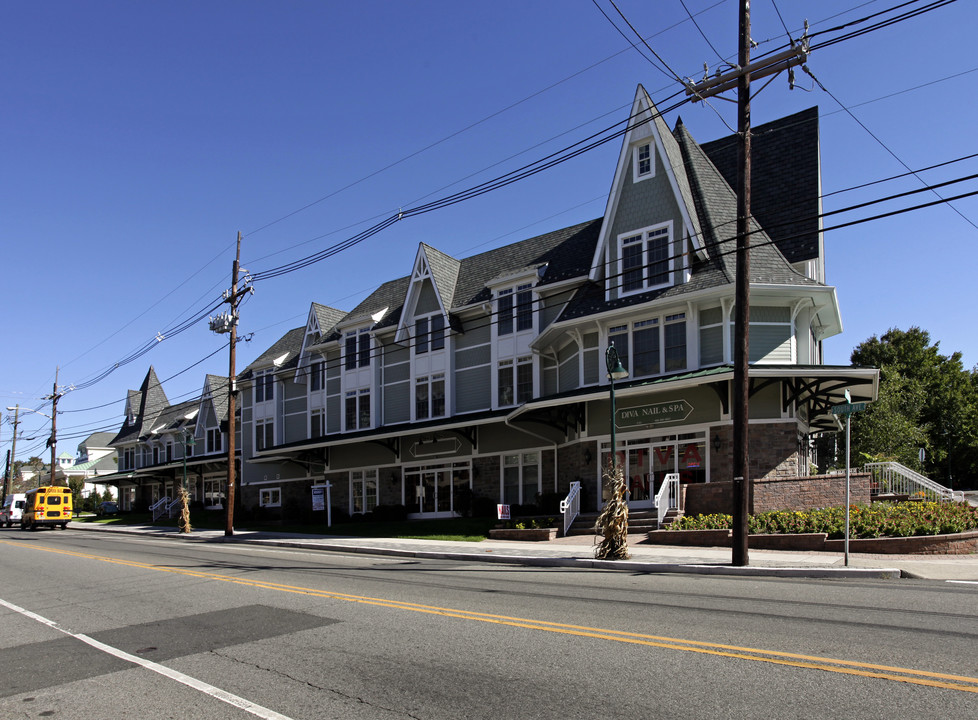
[3,0,976,464]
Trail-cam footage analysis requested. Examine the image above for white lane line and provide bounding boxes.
[0,597,294,720]
[947,580,978,585]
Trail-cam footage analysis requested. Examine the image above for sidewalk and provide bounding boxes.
[69,522,978,581]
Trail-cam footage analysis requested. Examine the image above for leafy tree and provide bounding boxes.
[67,477,85,514]
[850,327,978,489]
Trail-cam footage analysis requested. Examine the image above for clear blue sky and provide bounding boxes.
[3,1,976,462]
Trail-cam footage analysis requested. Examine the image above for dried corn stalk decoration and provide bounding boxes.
[594,459,629,560]
[177,487,193,534]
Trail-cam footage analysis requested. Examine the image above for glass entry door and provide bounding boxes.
[406,462,471,517]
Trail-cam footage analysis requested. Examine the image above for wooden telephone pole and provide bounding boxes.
[211,232,251,537]
[686,2,808,566]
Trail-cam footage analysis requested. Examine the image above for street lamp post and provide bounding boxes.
[595,343,630,560]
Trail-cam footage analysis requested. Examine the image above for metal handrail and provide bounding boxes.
[150,496,170,522]
[862,462,963,502]
[655,473,682,528]
[560,481,581,536]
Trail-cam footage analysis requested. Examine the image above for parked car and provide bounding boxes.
[95,501,119,516]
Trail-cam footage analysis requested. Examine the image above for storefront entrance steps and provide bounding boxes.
[566,510,663,536]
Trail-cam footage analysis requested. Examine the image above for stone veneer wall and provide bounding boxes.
[685,473,871,516]
[710,422,804,483]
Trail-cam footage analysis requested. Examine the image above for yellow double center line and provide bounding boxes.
[8,540,978,694]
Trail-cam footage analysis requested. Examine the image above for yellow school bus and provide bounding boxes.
[22,486,73,530]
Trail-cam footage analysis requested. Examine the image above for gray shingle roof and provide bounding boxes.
[239,326,306,380]
[111,366,170,445]
[698,106,821,265]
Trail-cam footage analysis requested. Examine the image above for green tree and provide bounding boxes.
[67,477,85,514]
[850,327,978,489]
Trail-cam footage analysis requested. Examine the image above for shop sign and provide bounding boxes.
[616,400,693,429]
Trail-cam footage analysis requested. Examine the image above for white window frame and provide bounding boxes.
[259,487,282,508]
[206,427,222,454]
[617,222,673,296]
[501,452,541,505]
[415,373,446,420]
[414,313,446,355]
[609,312,687,380]
[350,469,379,515]
[310,408,325,438]
[255,417,274,451]
[345,329,371,370]
[254,370,275,404]
[344,388,370,431]
[496,283,534,337]
[632,141,654,182]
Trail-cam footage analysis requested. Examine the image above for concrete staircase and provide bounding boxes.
[566,508,683,536]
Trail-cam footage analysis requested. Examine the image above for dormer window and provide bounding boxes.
[415,314,445,354]
[633,141,654,182]
[497,284,533,336]
[619,222,672,295]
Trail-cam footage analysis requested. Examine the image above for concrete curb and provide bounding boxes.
[70,524,903,579]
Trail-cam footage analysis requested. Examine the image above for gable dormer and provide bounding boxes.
[294,302,345,386]
[395,244,458,354]
[590,85,708,300]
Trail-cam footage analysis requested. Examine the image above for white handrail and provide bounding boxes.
[862,462,962,502]
[655,473,682,528]
[150,496,170,522]
[560,481,581,536]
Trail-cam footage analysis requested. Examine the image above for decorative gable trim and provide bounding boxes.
[589,85,707,287]
[394,244,453,344]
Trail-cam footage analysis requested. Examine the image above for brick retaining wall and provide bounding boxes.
[685,473,871,516]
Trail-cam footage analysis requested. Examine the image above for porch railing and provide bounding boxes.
[560,481,581,536]
[166,497,183,519]
[150,496,170,522]
[862,462,964,503]
[655,473,683,528]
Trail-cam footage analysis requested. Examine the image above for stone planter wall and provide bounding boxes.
[646,529,978,554]
[488,527,559,541]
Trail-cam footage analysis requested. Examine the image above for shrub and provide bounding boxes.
[673,501,978,538]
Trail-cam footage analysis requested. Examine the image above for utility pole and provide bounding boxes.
[685,3,808,567]
[5,405,20,501]
[210,232,252,537]
[45,368,64,486]
[731,0,752,567]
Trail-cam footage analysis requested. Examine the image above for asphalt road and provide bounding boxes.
[1,528,976,719]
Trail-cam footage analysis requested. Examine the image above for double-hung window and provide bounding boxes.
[206,427,222,454]
[609,313,686,379]
[255,371,274,403]
[345,389,370,431]
[633,141,654,181]
[497,356,533,407]
[309,359,324,391]
[415,373,446,420]
[414,314,445,354]
[351,469,378,515]
[502,452,540,505]
[620,224,671,294]
[310,408,325,438]
[345,329,371,370]
[255,418,274,451]
[497,284,533,336]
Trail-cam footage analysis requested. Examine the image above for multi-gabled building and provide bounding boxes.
[233,86,878,522]
[102,368,234,512]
